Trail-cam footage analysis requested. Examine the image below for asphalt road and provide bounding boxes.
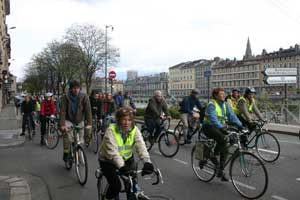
[0,128,300,200]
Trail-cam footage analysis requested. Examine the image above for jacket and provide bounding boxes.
[179,96,202,114]
[21,100,35,114]
[59,91,92,126]
[40,100,56,116]
[144,97,170,120]
[237,96,264,122]
[90,96,102,118]
[203,99,242,129]
[98,125,151,168]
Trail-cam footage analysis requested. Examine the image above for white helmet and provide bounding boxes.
[45,92,53,97]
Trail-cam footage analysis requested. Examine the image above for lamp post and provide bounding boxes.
[105,25,114,95]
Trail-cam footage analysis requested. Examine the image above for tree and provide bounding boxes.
[65,23,119,94]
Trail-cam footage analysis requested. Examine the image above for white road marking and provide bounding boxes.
[154,150,161,155]
[278,140,300,145]
[271,195,288,200]
[296,178,300,181]
[257,148,278,154]
[173,158,188,165]
[230,180,256,190]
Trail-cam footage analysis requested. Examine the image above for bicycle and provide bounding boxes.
[141,117,179,158]
[191,127,268,199]
[23,114,34,141]
[64,124,88,185]
[96,162,164,200]
[245,120,280,163]
[88,115,100,154]
[173,117,202,145]
[44,115,60,149]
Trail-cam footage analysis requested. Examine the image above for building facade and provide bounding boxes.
[127,70,138,80]
[124,72,168,103]
[0,0,11,111]
[91,78,124,95]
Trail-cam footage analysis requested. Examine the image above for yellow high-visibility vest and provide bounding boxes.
[204,99,227,125]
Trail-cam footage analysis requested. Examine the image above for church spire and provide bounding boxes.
[244,37,253,60]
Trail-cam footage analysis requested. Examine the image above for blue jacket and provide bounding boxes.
[179,96,202,114]
[204,100,242,129]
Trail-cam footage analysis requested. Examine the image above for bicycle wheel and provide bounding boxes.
[92,128,99,154]
[141,128,154,151]
[173,124,185,145]
[191,146,216,182]
[75,145,88,185]
[97,173,108,200]
[255,131,280,163]
[230,151,268,199]
[45,126,59,149]
[158,132,179,157]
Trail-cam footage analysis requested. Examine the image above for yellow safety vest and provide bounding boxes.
[110,124,137,161]
[228,96,239,114]
[36,102,41,112]
[204,99,227,125]
[237,97,255,115]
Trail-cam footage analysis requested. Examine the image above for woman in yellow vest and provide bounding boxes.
[98,106,154,200]
[203,88,243,181]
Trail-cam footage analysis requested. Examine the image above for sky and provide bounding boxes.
[6,0,300,81]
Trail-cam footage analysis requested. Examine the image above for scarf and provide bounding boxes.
[68,91,82,115]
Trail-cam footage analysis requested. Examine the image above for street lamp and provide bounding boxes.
[105,25,114,95]
[9,26,16,30]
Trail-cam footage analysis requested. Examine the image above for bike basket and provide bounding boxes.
[195,141,205,160]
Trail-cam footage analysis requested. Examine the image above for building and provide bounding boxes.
[127,70,138,80]
[124,72,168,103]
[91,77,124,95]
[0,0,11,111]
[169,61,197,99]
[195,59,216,98]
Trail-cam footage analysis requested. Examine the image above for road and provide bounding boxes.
[0,128,300,200]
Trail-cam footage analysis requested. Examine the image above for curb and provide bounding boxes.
[0,139,25,148]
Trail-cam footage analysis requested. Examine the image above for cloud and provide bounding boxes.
[6,0,300,81]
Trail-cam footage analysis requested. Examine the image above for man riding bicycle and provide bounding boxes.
[89,90,102,142]
[179,89,202,144]
[236,87,265,132]
[98,106,154,200]
[40,92,56,146]
[144,90,171,142]
[203,87,243,181]
[20,94,36,136]
[226,88,240,114]
[59,80,92,161]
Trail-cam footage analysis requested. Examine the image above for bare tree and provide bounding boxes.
[65,23,119,94]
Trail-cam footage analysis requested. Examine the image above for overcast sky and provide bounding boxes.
[6,0,300,80]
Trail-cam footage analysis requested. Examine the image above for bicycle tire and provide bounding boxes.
[97,173,108,200]
[158,132,179,157]
[92,128,99,154]
[45,126,59,149]
[191,146,216,182]
[75,145,88,185]
[141,128,154,151]
[230,151,268,199]
[255,131,280,163]
[173,124,185,145]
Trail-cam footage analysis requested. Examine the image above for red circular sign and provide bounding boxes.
[109,71,116,79]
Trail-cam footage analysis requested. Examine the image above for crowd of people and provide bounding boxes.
[16,79,267,199]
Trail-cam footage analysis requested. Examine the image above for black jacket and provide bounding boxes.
[21,100,35,114]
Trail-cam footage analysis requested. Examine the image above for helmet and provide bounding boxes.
[244,87,256,95]
[45,92,53,97]
[69,80,81,89]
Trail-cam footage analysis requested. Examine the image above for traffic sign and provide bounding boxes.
[265,76,297,85]
[109,71,116,79]
[204,70,212,77]
[263,68,297,76]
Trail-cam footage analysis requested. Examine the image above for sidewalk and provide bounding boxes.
[0,104,50,200]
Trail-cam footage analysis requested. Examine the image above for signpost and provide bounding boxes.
[262,67,297,123]
[204,70,212,103]
[109,71,116,94]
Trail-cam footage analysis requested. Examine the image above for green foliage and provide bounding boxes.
[136,108,145,116]
[169,107,181,119]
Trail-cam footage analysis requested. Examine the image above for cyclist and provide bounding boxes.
[203,87,243,181]
[179,89,202,144]
[236,87,265,132]
[40,92,56,145]
[226,88,240,114]
[88,90,102,143]
[144,90,171,142]
[98,106,154,200]
[122,92,136,112]
[20,94,36,136]
[59,80,92,162]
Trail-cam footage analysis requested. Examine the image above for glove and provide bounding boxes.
[142,162,154,176]
[119,165,131,176]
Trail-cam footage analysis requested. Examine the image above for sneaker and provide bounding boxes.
[216,170,229,182]
[63,152,71,162]
[138,192,150,200]
[20,132,25,136]
[209,156,219,167]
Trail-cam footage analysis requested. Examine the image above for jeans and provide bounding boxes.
[145,118,161,138]
[62,120,84,153]
[22,113,35,133]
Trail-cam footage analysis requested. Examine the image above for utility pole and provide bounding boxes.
[104,25,113,95]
